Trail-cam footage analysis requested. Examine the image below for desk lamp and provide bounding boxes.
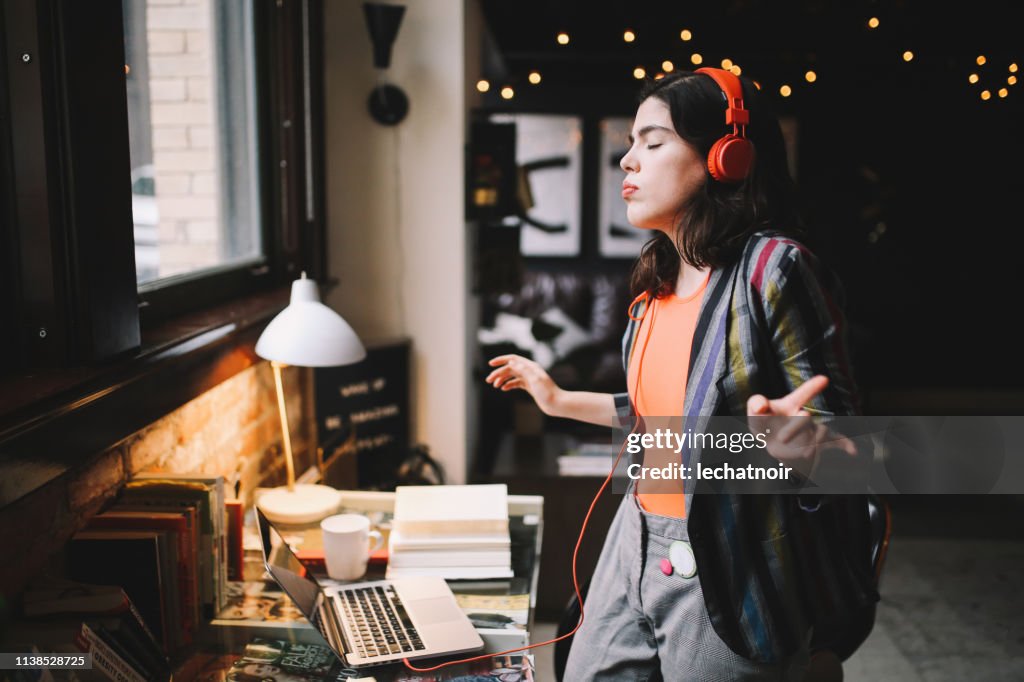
[255,273,366,524]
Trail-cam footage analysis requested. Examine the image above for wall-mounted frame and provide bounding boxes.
[598,117,648,258]
[490,113,583,257]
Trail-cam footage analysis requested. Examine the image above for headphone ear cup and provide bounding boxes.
[707,134,755,183]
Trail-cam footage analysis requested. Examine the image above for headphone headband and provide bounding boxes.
[695,67,749,131]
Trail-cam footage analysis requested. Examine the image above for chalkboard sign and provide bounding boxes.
[314,339,410,488]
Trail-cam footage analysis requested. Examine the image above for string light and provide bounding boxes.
[680,29,692,41]
[976,55,986,66]
[868,17,880,29]
[903,51,914,62]
[1010,75,1018,86]
[721,58,733,70]
[969,73,979,84]
[662,60,674,72]
[780,85,792,97]
[981,89,991,100]
[633,66,646,79]
[654,73,665,80]
[476,79,490,93]
[1011,63,1019,73]
[998,88,1008,98]
[623,30,636,43]
[691,53,703,65]
[805,70,817,83]
[528,71,541,85]
[556,32,569,45]
[501,86,514,99]
[753,80,761,90]
[730,65,742,76]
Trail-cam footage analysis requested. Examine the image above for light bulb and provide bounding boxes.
[476,79,490,93]
[805,70,817,83]
[903,51,914,62]
[977,55,986,66]
[557,32,569,45]
[528,71,541,85]
[691,53,703,65]
[633,66,646,79]
[780,85,792,97]
[680,29,692,41]
[662,60,674,72]
[868,17,880,29]
[721,58,733,70]
[501,86,514,99]
[623,30,635,43]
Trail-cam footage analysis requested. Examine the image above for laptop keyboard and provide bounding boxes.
[337,585,425,658]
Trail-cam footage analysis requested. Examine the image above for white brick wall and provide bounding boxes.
[147,6,208,31]
[147,31,185,54]
[146,0,220,276]
[151,126,188,150]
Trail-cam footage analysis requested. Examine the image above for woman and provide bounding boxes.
[485,69,877,680]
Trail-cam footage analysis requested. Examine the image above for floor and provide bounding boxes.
[528,496,1024,681]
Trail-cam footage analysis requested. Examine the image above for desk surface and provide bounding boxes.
[178,490,544,680]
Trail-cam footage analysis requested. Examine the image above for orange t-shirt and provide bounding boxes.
[627,273,709,518]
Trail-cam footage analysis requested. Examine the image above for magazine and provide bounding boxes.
[208,582,325,647]
[198,639,534,682]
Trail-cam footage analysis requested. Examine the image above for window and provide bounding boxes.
[123,0,261,286]
[0,0,326,370]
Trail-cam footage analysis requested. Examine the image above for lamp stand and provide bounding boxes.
[257,361,341,525]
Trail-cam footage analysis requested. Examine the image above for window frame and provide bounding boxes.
[0,0,328,364]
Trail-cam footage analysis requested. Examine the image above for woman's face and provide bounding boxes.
[619,96,706,235]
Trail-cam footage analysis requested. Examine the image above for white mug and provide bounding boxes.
[320,514,384,581]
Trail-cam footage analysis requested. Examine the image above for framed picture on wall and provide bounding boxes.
[490,113,582,257]
[598,117,649,258]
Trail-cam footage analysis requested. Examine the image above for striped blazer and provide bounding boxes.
[614,230,880,663]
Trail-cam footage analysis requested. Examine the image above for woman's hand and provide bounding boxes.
[485,354,563,417]
[746,375,857,480]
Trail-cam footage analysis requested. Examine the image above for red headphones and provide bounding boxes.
[695,67,755,183]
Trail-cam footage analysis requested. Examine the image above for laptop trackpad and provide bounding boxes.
[413,597,465,625]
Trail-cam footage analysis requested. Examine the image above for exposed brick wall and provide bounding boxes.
[0,362,315,601]
[146,0,221,278]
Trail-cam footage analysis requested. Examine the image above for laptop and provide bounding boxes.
[256,508,485,668]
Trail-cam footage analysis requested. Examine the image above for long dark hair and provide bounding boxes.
[630,70,803,299]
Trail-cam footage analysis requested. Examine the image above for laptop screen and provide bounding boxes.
[255,508,326,625]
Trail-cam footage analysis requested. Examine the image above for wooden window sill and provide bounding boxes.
[0,286,292,508]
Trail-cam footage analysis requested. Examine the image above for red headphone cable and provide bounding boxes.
[404,298,658,674]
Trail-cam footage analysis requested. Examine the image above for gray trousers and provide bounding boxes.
[564,488,811,681]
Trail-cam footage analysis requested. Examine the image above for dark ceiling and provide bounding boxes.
[478,0,1023,111]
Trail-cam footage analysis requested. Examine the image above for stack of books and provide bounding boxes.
[386,484,513,580]
[5,577,172,682]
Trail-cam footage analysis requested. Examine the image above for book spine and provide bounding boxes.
[391,520,509,536]
[215,481,227,611]
[79,623,147,682]
[388,551,512,568]
[225,501,244,581]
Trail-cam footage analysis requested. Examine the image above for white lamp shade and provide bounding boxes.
[255,276,367,367]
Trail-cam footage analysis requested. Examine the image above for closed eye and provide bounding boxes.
[647,144,662,149]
